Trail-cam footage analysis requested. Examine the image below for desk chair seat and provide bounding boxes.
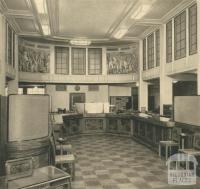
[159,141,179,160]
[55,154,75,180]
[179,149,200,156]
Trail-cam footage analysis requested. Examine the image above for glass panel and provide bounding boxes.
[166,21,172,63]
[55,47,69,74]
[174,11,186,60]
[189,4,197,55]
[71,48,86,75]
[88,48,102,75]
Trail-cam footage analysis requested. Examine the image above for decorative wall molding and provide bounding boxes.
[19,72,139,84]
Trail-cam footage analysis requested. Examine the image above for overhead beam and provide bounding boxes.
[135,19,162,26]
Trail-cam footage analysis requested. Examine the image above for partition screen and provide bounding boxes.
[174,96,200,126]
[8,95,49,142]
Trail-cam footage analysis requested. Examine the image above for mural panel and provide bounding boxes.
[107,44,138,74]
[18,41,50,73]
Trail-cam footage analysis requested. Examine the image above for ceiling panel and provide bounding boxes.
[143,0,182,19]
[58,0,136,38]
[4,0,29,10]
[15,18,38,33]
[126,25,149,37]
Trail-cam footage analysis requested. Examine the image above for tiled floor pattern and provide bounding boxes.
[69,135,200,189]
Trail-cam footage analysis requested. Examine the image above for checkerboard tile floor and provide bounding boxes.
[68,135,200,189]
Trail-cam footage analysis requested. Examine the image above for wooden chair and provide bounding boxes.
[159,127,182,160]
[50,134,76,180]
[49,115,76,180]
[49,113,73,155]
[179,133,200,156]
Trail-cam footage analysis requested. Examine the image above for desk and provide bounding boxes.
[0,166,71,189]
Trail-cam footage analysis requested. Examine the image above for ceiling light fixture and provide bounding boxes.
[131,4,151,19]
[70,39,91,46]
[113,28,128,39]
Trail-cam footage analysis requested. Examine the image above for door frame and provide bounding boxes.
[69,93,85,111]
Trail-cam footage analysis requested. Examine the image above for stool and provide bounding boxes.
[159,141,179,160]
[55,154,75,180]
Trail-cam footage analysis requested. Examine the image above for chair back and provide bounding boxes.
[172,127,182,142]
[193,133,200,150]
[49,114,57,165]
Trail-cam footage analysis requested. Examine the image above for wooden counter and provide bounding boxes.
[62,113,174,151]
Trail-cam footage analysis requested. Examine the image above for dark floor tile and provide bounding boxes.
[115,178,131,184]
[98,174,110,180]
[103,184,120,189]
[125,172,139,177]
[85,179,101,186]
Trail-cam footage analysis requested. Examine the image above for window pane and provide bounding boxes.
[143,39,146,70]
[88,48,102,75]
[156,30,160,67]
[55,47,69,74]
[166,21,172,63]
[174,11,186,60]
[7,25,13,66]
[147,33,154,69]
[189,4,197,55]
[72,48,86,75]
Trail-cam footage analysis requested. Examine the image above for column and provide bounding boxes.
[138,40,148,111]
[0,15,6,96]
[7,34,18,95]
[85,47,88,75]
[197,0,200,95]
[159,24,173,115]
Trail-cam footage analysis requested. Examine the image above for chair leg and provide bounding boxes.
[165,145,168,161]
[72,162,75,181]
[159,144,161,157]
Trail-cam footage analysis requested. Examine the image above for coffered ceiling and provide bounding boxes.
[0,0,194,44]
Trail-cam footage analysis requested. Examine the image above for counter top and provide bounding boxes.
[62,112,174,128]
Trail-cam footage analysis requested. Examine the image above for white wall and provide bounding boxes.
[46,84,109,111]
[109,86,132,96]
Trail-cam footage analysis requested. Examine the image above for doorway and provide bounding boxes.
[70,93,85,111]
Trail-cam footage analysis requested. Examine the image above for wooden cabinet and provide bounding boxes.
[132,118,173,151]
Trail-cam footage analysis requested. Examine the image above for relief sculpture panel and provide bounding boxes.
[107,44,138,74]
[18,41,50,73]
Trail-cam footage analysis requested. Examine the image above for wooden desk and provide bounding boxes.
[0,166,71,189]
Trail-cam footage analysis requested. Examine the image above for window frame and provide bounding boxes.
[189,4,197,55]
[88,48,102,75]
[174,11,186,60]
[147,33,154,69]
[166,20,172,63]
[155,30,160,67]
[71,48,86,75]
[55,46,69,75]
[143,38,146,71]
